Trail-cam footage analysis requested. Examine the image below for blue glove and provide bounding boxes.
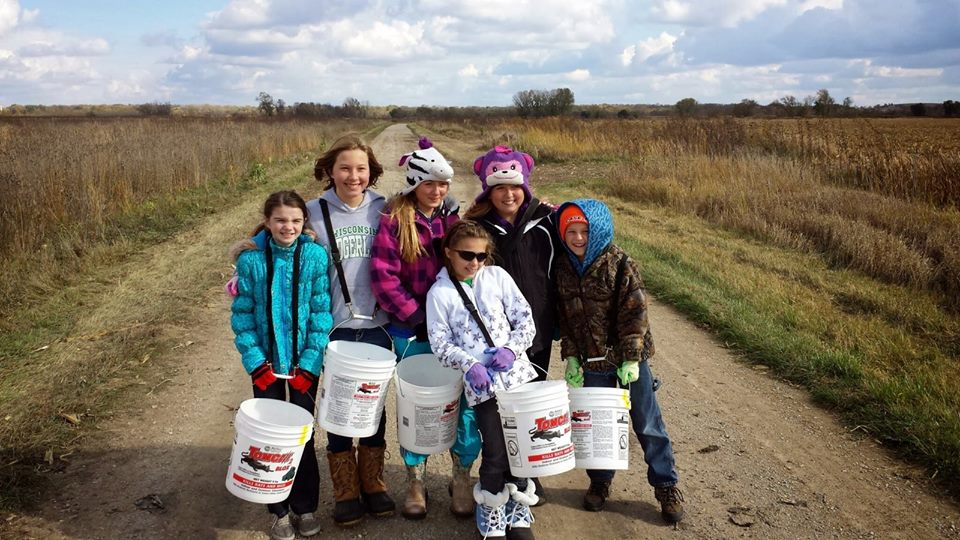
[465,363,493,393]
[485,347,516,373]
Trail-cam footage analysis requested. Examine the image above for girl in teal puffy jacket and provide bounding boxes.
[230,190,333,539]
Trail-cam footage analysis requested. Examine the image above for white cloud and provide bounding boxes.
[799,0,843,12]
[0,0,22,35]
[458,63,479,78]
[567,69,590,81]
[335,20,429,60]
[621,45,635,67]
[18,38,110,57]
[652,0,788,27]
[631,32,678,65]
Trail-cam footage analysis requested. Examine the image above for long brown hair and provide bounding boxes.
[441,220,494,277]
[251,190,311,237]
[313,134,384,190]
[463,199,493,220]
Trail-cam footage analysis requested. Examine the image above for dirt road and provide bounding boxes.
[8,124,959,539]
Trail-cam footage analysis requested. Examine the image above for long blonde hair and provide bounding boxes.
[386,192,424,263]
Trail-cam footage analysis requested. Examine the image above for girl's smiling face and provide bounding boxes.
[445,237,488,281]
[489,184,525,220]
[265,205,305,247]
[331,148,370,206]
[564,222,589,260]
[414,180,449,214]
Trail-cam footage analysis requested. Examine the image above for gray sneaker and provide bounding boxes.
[296,512,323,536]
[269,514,295,540]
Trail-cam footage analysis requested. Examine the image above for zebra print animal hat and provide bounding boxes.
[398,137,454,195]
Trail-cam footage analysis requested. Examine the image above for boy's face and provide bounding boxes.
[564,222,589,260]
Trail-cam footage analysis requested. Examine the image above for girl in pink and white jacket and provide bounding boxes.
[426,220,539,540]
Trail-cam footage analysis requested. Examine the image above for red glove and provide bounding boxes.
[251,363,277,391]
[289,369,317,394]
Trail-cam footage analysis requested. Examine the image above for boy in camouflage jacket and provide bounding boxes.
[554,198,685,524]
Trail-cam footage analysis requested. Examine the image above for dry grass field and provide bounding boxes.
[0,117,382,508]
[423,116,960,491]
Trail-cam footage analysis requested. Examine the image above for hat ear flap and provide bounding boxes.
[399,153,411,167]
[522,152,535,172]
[473,156,484,177]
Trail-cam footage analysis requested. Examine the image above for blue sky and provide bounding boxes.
[1,0,958,106]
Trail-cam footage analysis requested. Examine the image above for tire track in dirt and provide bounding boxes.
[6,124,958,539]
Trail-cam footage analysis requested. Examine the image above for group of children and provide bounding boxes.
[229,134,684,540]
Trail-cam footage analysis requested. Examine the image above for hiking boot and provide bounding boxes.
[448,451,475,517]
[531,477,546,507]
[582,480,610,512]
[474,482,509,538]
[357,445,396,517]
[504,481,537,540]
[654,486,685,524]
[294,512,322,537]
[326,448,364,527]
[269,513,295,540]
[402,461,428,520]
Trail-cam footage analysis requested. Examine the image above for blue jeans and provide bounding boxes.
[392,332,481,468]
[583,362,679,488]
[326,326,393,453]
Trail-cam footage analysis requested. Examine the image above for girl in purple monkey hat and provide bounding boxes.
[464,145,561,505]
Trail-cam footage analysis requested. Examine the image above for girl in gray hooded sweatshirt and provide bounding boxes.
[306,134,396,528]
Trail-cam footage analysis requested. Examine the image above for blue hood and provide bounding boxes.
[555,199,613,276]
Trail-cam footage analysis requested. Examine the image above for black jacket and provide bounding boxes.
[478,200,559,356]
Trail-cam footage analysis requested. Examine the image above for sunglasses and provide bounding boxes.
[454,249,488,262]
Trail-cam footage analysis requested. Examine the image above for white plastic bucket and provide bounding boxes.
[317,340,397,438]
[395,354,463,455]
[226,398,314,504]
[497,381,576,478]
[569,387,631,470]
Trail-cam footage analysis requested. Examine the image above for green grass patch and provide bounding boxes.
[539,177,960,493]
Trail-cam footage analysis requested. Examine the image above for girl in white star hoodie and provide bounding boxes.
[426,219,539,540]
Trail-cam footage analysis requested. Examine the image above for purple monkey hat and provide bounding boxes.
[472,145,535,203]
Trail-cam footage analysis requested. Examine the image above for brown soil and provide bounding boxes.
[6,124,958,540]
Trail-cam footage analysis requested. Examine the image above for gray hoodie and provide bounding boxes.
[306,189,389,330]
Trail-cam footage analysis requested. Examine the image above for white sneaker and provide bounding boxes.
[296,512,323,536]
[269,514,295,540]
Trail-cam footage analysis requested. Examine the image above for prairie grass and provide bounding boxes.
[0,118,382,510]
[425,117,960,299]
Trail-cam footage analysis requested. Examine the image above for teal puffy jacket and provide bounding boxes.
[231,234,333,376]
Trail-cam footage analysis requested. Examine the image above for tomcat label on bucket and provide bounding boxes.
[504,408,574,471]
[230,443,298,494]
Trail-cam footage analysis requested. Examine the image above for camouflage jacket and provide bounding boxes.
[555,244,655,372]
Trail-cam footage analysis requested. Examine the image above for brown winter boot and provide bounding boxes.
[448,451,474,517]
[582,480,610,512]
[402,461,428,520]
[654,486,685,524]
[326,448,364,527]
[357,445,396,517]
